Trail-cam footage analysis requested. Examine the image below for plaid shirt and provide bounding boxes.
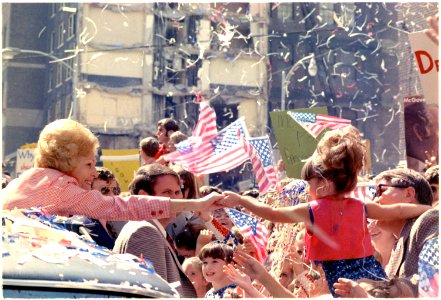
[2,168,171,221]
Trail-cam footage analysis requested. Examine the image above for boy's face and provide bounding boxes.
[202,257,227,284]
[183,263,207,289]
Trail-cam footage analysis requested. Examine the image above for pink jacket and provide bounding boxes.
[2,168,170,221]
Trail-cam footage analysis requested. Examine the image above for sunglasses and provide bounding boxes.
[100,186,121,196]
[374,184,408,198]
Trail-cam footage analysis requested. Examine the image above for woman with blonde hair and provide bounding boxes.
[2,119,223,220]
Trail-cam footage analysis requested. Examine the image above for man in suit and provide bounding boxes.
[373,168,437,296]
[113,164,197,298]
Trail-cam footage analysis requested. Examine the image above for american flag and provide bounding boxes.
[287,111,351,138]
[345,184,376,202]
[163,118,250,174]
[225,208,269,263]
[244,136,278,194]
[191,102,218,142]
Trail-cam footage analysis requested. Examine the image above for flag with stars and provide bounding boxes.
[287,111,351,138]
[418,237,439,297]
[225,208,268,263]
[164,118,250,174]
[244,136,279,194]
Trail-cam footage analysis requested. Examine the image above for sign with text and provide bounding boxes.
[408,31,439,105]
[270,107,328,178]
[101,149,140,192]
[16,148,36,175]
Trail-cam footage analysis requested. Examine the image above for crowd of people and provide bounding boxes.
[2,114,438,299]
[2,13,439,299]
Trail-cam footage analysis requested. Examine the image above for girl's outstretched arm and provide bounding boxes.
[366,202,431,221]
[220,191,311,226]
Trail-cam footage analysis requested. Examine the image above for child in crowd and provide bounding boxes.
[220,125,432,297]
[199,242,263,298]
[139,137,159,165]
[182,256,211,298]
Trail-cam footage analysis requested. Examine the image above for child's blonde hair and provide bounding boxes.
[301,125,365,193]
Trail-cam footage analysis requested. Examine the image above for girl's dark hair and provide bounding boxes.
[198,242,234,263]
[174,222,207,251]
[199,185,222,197]
[301,125,365,193]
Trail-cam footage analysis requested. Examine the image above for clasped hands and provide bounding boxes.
[197,191,243,212]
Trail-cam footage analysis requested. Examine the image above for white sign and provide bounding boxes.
[408,31,439,105]
[16,148,36,175]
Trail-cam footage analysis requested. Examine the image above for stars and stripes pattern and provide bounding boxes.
[225,208,268,263]
[287,111,351,138]
[191,101,218,142]
[345,185,376,202]
[418,237,439,297]
[243,136,278,194]
[164,117,250,175]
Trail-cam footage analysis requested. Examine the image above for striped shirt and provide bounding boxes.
[2,168,170,221]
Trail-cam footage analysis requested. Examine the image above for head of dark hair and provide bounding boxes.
[158,118,180,133]
[301,126,365,193]
[140,137,160,157]
[175,222,207,251]
[240,189,260,198]
[174,166,198,199]
[198,241,234,263]
[95,167,116,182]
[130,163,180,195]
[199,185,223,197]
[424,165,439,185]
[374,168,433,206]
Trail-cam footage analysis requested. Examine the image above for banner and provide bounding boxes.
[101,149,140,192]
[270,107,327,178]
[403,96,439,172]
[408,31,439,105]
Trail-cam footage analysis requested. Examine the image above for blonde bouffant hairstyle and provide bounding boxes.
[34,119,100,173]
[301,125,365,193]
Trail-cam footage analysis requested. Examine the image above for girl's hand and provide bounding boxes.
[218,191,243,207]
[198,192,226,212]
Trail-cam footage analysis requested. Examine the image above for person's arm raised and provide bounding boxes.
[366,202,431,221]
[220,191,310,225]
[233,250,295,298]
[170,192,225,213]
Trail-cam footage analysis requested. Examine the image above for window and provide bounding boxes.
[65,59,73,81]
[55,100,61,119]
[50,31,56,53]
[56,63,63,87]
[48,68,54,92]
[65,97,72,118]
[277,3,293,21]
[58,23,65,48]
[338,3,355,27]
[319,3,335,27]
[67,14,75,39]
[51,3,56,17]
